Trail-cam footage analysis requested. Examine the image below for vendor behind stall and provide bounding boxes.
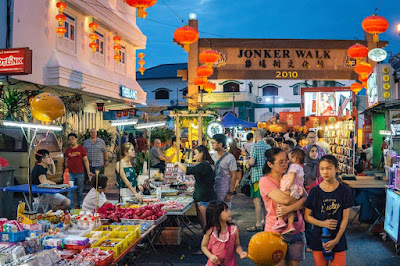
[82,175,110,212]
[32,149,70,211]
[116,142,143,203]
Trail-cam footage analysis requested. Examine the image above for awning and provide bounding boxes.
[221,112,257,128]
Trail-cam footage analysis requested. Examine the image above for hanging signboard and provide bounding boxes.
[0,48,32,75]
[206,122,224,138]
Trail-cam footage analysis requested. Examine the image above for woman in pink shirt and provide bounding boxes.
[259,147,307,265]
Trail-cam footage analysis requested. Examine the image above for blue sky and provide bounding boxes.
[136,0,400,68]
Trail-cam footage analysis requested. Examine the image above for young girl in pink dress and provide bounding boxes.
[201,201,247,265]
[273,148,306,235]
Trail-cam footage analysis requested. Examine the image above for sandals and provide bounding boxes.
[246,225,263,232]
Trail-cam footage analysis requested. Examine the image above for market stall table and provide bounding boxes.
[0,184,77,213]
[343,176,387,232]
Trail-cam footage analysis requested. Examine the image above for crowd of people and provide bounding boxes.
[29,127,359,265]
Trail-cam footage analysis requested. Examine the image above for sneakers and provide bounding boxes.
[282,225,296,235]
[272,219,287,230]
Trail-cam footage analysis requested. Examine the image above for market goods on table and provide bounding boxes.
[97,203,167,222]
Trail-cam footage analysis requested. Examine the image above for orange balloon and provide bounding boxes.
[248,231,287,266]
[30,93,65,122]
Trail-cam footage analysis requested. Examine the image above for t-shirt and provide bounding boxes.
[65,145,87,174]
[213,152,238,196]
[82,188,108,212]
[31,165,48,185]
[186,161,217,202]
[150,146,162,166]
[165,147,182,163]
[280,163,305,191]
[304,183,354,252]
[259,175,305,234]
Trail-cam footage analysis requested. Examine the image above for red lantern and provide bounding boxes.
[199,50,220,65]
[204,82,216,94]
[117,110,122,118]
[350,82,363,95]
[55,14,66,25]
[56,27,66,38]
[362,14,389,42]
[129,109,135,116]
[194,76,208,86]
[56,1,67,13]
[89,22,98,33]
[114,54,122,61]
[138,59,145,65]
[354,62,372,75]
[359,74,369,83]
[173,26,199,52]
[89,42,98,53]
[89,34,98,41]
[196,65,213,77]
[138,66,145,75]
[138,52,145,59]
[96,102,105,112]
[123,109,128,116]
[125,0,158,18]
[347,43,368,63]
[113,36,121,44]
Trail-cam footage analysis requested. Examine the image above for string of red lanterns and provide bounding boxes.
[88,21,99,53]
[138,52,145,75]
[55,1,67,38]
[362,14,389,43]
[113,36,122,61]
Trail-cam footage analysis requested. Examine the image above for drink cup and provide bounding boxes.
[69,181,74,187]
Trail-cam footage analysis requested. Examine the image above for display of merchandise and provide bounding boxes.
[325,121,355,174]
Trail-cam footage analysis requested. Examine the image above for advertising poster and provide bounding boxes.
[384,189,400,242]
[303,91,352,117]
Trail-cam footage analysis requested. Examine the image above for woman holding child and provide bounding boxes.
[259,147,307,266]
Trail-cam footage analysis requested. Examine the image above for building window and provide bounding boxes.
[262,86,278,96]
[182,88,188,97]
[115,45,126,74]
[91,31,105,66]
[292,85,301,95]
[155,89,169,99]
[223,82,240,92]
[56,12,76,54]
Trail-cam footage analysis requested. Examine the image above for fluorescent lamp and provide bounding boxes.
[2,121,62,131]
[380,130,391,136]
[278,98,284,103]
[266,98,271,102]
[136,121,166,129]
[110,119,138,127]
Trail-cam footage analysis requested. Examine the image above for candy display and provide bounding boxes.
[97,203,167,222]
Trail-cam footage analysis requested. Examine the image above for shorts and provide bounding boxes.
[40,193,68,207]
[250,181,261,198]
[282,231,306,262]
[196,201,209,208]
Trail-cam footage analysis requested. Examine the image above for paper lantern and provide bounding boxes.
[89,42,98,53]
[125,0,158,18]
[173,26,199,52]
[113,36,122,61]
[199,50,220,65]
[362,14,389,42]
[89,22,98,32]
[30,93,65,122]
[123,109,128,116]
[194,76,208,86]
[129,109,135,116]
[138,52,145,59]
[96,103,105,112]
[56,27,67,38]
[359,74,369,83]
[248,231,287,266]
[204,82,216,94]
[114,54,122,61]
[351,82,363,95]
[138,66,145,75]
[89,34,98,41]
[55,14,66,25]
[354,62,372,75]
[56,1,67,13]
[347,43,368,63]
[196,65,213,77]
[113,36,121,44]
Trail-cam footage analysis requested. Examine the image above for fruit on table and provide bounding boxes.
[97,203,167,222]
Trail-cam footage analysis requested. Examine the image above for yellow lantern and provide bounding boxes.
[30,93,65,122]
[248,231,287,266]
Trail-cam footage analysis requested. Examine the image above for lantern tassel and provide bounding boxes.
[373,34,379,43]
[184,44,190,52]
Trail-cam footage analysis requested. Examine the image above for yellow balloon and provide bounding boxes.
[30,93,65,122]
[248,231,288,266]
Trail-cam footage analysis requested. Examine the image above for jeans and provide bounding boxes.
[67,172,85,208]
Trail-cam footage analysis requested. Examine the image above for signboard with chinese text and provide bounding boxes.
[0,48,32,75]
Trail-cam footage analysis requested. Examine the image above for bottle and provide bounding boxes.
[321,228,334,260]
[63,169,70,184]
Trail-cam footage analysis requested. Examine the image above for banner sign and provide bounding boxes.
[0,48,32,75]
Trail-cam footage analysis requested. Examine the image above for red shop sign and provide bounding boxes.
[0,47,32,75]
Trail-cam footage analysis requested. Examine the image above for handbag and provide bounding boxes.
[240,168,252,197]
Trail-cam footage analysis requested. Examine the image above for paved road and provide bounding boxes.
[133,193,400,266]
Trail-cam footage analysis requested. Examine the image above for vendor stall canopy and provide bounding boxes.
[221,112,257,128]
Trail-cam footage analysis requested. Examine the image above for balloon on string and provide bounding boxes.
[248,231,288,266]
[30,93,65,122]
